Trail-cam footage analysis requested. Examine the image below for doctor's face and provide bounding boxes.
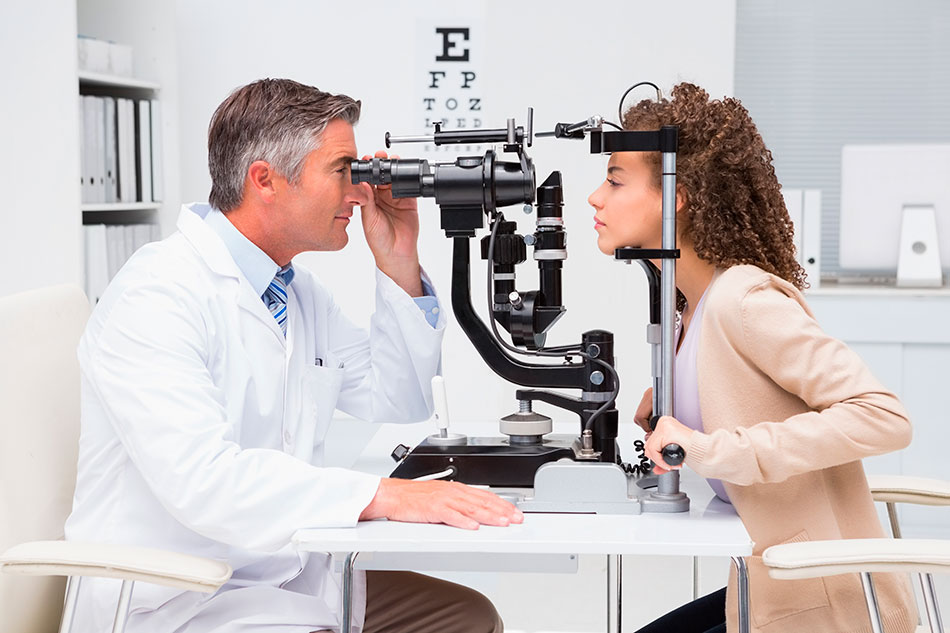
[277,118,369,252]
[587,152,663,256]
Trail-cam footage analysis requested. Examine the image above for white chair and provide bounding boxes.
[0,285,232,633]
[868,475,950,539]
[764,474,950,633]
[764,538,948,633]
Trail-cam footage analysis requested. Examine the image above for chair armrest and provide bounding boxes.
[867,475,950,506]
[763,538,950,580]
[0,541,231,593]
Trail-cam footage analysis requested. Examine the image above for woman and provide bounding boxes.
[588,83,917,633]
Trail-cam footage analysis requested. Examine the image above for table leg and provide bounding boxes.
[732,556,749,633]
[692,556,699,600]
[341,552,359,633]
[607,554,622,633]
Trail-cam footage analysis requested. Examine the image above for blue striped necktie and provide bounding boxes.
[263,271,290,336]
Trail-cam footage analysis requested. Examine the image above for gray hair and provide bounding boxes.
[207,78,361,211]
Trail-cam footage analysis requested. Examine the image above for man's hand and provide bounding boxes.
[644,415,695,475]
[634,387,654,433]
[357,151,423,297]
[359,478,525,530]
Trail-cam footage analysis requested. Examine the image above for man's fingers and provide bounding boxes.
[439,508,480,531]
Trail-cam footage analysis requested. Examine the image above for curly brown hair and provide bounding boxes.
[622,82,807,290]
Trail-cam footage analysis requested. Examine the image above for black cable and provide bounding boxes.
[620,439,653,476]
[484,214,620,433]
[617,81,663,123]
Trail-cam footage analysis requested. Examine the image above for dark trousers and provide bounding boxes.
[634,587,727,633]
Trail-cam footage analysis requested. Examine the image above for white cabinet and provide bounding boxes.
[807,288,950,537]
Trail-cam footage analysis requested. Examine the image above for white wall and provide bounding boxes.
[173,0,737,432]
[0,0,82,297]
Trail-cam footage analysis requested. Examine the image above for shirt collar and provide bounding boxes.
[204,207,294,298]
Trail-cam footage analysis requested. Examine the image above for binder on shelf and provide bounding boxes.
[116,98,136,203]
[103,97,118,203]
[150,99,164,202]
[94,96,106,203]
[81,96,97,203]
[83,224,109,305]
[135,100,153,203]
[106,224,121,281]
[78,96,85,198]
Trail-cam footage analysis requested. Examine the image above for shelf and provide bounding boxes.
[78,70,159,90]
[82,202,160,212]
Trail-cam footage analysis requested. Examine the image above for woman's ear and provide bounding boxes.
[675,185,688,214]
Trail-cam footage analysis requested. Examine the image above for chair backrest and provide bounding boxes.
[0,285,90,633]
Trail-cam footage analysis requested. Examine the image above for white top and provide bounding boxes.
[675,287,731,503]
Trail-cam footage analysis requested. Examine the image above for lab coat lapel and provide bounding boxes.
[176,204,287,343]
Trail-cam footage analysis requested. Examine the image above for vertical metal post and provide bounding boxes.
[341,552,359,633]
[607,554,622,633]
[642,146,689,513]
[920,572,945,633]
[886,502,902,539]
[110,580,135,633]
[732,557,750,633]
[860,572,886,633]
[58,576,81,633]
[659,150,676,419]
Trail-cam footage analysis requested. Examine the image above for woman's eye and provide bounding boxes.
[607,178,620,187]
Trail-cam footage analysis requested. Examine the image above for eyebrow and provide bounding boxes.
[334,155,357,168]
[607,166,625,175]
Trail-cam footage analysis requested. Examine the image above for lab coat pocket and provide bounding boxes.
[295,362,345,463]
[749,530,831,628]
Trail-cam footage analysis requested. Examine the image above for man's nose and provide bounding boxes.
[347,181,371,206]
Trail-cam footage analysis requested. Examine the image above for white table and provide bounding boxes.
[294,465,752,633]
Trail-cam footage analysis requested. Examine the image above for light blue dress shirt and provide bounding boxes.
[204,208,440,327]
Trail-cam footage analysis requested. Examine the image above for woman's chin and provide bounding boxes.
[596,237,615,256]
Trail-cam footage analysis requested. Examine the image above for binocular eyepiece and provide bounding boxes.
[351,152,536,212]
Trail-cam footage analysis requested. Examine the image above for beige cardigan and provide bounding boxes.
[687,265,917,633]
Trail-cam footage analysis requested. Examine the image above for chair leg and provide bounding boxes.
[110,580,135,633]
[58,576,82,633]
[860,572,886,633]
[920,572,945,633]
[886,502,902,539]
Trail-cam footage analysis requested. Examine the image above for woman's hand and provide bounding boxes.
[644,415,695,475]
[634,387,654,433]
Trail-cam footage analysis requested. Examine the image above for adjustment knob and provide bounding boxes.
[662,444,685,466]
[391,444,410,462]
[480,228,527,264]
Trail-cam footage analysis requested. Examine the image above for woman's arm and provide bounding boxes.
[687,276,911,486]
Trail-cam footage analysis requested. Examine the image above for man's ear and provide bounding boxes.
[247,160,278,203]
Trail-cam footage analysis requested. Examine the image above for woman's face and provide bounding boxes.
[587,152,663,256]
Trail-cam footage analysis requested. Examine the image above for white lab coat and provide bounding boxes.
[65,204,445,632]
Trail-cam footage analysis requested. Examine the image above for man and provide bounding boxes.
[65,78,522,633]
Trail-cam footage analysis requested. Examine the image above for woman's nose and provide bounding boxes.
[588,184,604,209]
